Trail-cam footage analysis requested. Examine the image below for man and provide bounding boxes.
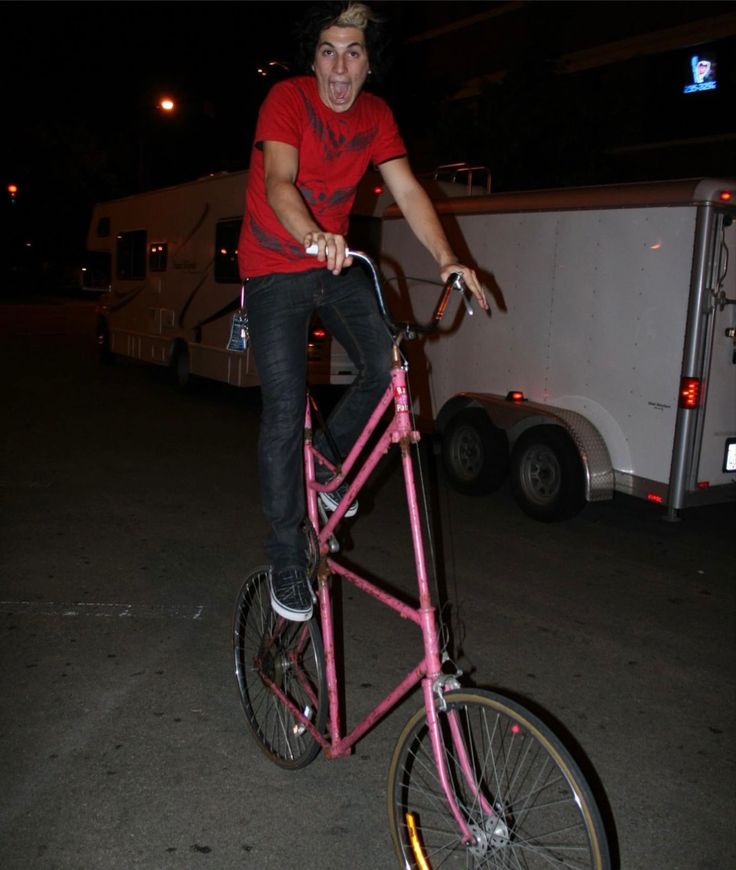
[238,2,487,622]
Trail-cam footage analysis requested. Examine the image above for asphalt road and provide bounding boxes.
[1,298,734,869]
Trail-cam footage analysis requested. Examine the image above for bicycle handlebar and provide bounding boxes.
[305,244,473,340]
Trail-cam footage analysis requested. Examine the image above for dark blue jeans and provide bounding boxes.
[246,266,392,573]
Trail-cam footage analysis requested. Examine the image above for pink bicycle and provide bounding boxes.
[234,251,610,869]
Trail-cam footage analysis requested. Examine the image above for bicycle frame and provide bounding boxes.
[273,340,492,846]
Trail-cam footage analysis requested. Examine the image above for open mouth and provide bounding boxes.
[329,80,351,104]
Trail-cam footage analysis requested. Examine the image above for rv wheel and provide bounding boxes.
[441,408,509,496]
[510,426,585,522]
[172,343,190,388]
[96,318,112,364]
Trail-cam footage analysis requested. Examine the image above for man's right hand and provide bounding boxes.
[304,232,353,275]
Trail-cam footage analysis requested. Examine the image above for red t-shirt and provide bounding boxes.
[238,76,406,278]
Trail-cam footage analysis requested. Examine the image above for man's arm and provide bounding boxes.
[263,140,352,275]
[378,157,488,309]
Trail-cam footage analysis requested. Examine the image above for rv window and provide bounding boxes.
[96,217,111,237]
[149,242,168,272]
[116,230,147,280]
[214,219,242,283]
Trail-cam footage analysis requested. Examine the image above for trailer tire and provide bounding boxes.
[441,408,509,496]
[510,427,585,522]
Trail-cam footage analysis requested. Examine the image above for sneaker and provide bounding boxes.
[318,478,358,518]
[269,567,313,622]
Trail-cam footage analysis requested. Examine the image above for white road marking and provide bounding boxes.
[0,600,206,620]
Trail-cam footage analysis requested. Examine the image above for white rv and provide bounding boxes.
[379,178,736,521]
[85,166,484,389]
[86,169,369,387]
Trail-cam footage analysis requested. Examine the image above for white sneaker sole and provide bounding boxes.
[318,491,359,518]
[269,581,313,623]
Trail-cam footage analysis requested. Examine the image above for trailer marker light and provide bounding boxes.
[719,191,732,202]
[311,328,326,339]
[506,390,526,402]
[697,481,710,489]
[647,493,664,504]
[678,377,701,409]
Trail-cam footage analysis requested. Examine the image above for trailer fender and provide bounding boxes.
[437,393,614,503]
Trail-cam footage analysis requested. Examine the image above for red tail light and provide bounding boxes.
[505,390,526,403]
[678,377,701,409]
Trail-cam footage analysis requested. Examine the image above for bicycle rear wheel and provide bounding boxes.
[233,567,327,769]
[387,689,609,869]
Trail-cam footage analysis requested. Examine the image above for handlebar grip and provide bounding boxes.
[305,243,354,257]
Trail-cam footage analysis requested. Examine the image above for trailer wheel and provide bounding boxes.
[441,408,509,496]
[510,427,585,522]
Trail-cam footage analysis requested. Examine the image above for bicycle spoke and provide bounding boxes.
[388,690,608,869]
[233,568,327,769]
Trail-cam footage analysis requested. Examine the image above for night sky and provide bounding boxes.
[3,1,735,286]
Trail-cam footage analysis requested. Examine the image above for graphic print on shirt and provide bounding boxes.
[298,183,354,216]
[299,89,378,164]
[248,213,304,259]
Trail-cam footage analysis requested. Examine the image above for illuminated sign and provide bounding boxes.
[683,53,717,94]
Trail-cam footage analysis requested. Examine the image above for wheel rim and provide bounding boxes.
[234,569,326,768]
[389,692,607,869]
[449,425,484,481]
[519,444,562,505]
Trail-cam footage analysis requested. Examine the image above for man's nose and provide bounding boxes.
[334,52,346,73]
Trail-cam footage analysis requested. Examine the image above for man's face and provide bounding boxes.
[312,25,370,113]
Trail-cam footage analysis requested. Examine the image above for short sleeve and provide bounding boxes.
[369,99,406,167]
[254,81,303,150]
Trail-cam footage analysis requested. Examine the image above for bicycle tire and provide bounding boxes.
[233,566,327,769]
[387,689,610,869]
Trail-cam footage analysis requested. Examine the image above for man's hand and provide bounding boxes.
[304,232,353,275]
[440,263,489,312]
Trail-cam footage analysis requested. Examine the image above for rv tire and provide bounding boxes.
[510,426,585,522]
[172,342,191,388]
[441,408,509,496]
[96,318,112,365]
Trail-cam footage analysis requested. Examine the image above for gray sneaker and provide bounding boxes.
[318,479,358,518]
[269,567,313,622]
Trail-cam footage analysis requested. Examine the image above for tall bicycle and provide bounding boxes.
[233,250,611,869]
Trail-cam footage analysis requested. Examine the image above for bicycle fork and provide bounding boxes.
[394,376,503,858]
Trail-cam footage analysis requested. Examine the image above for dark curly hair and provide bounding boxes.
[293,2,390,83]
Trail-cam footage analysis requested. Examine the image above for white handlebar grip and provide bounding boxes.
[304,243,354,257]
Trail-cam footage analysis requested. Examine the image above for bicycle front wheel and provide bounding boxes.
[233,567,327,769]
[387,689,609,869]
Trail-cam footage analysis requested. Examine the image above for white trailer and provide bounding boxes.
[379,178,736,521]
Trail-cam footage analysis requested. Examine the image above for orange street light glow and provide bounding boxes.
[158,98,175,112]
